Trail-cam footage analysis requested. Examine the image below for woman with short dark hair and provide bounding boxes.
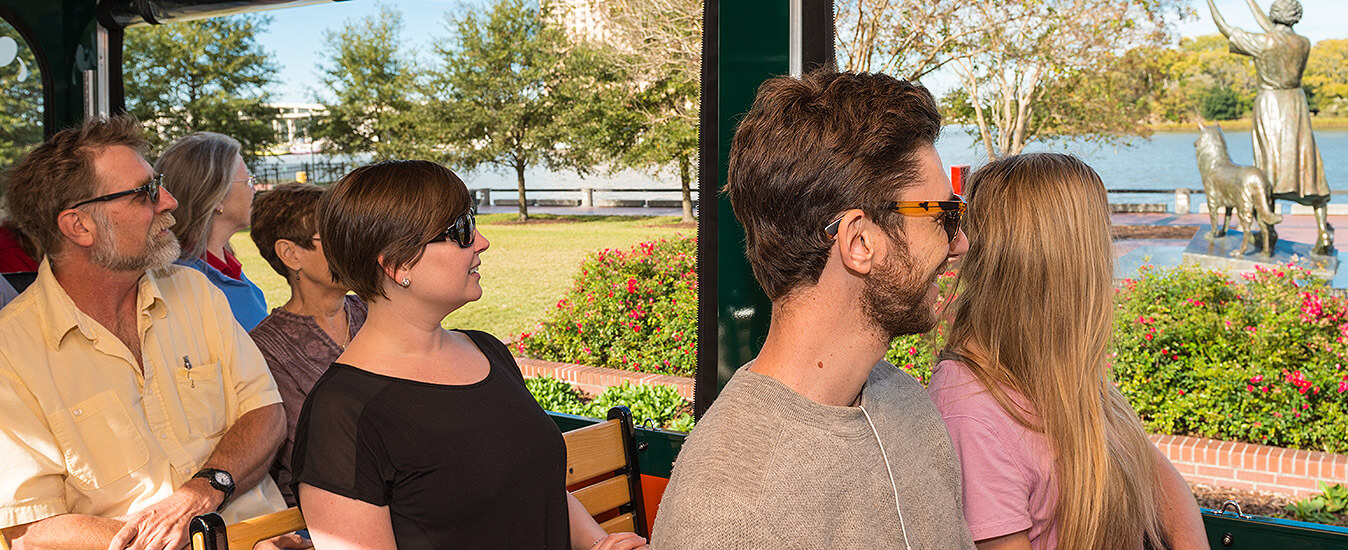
[289,160,647,550]
[247,182,367,508]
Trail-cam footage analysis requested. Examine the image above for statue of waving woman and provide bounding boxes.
[1207,0,1333,255]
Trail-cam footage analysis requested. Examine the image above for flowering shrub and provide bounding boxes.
[523,376,694,432]
[516,236,697,376]
[1114,263,1348,453]
[880,262,1348,454]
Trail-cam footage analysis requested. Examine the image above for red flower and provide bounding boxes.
[626,278,638,293]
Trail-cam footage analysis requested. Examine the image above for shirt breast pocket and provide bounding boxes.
[175,361,229,438]
[61,391,150,489]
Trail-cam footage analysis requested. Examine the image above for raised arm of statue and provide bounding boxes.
[1206,0,1236,38]
[1243,0,1275,32]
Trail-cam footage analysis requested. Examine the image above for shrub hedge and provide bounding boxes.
[519,233,1348,453]
[1114,263,1348,453]
[886,262,1348,454]
[517,236,697,377]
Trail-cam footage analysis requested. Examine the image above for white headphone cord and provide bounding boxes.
[860,404,913,550]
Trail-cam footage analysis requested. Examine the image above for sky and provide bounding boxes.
[251,0,1348,103]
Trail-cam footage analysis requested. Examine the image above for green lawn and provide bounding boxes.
[231,213,694,339]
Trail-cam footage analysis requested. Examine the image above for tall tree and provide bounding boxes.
[1149,34,1256,123]
[0,26,42,172]
[941,0,1189,158]
[1305,39,1348,116]
[429,0,572,222]
[583,0,700,223]
[124,15,278,160]
[834,0,1027,81]
[314,5,428,160]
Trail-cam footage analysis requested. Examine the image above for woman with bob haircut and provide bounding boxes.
[928,153,1208,550]
[289,160,647,550]
[156,131,268,329]
[247,182,367,508]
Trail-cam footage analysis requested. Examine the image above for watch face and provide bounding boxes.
[213,471,231,486]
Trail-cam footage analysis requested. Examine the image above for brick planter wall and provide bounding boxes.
[1151,434,1348,498]
[515,356,694,400]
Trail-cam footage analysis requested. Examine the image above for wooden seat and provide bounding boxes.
[189,405,647,548]
[565,406,648,538]
[189,507,304,550]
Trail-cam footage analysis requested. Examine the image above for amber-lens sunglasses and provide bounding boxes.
[825,196,966,242]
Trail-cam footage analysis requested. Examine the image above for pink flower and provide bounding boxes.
[626,278,637,293]
[1246,385,1256,392]
[1143,333,1153,341]
[1339,380,1348,393]
[907,347,917,356]
[1250,375,1264,383]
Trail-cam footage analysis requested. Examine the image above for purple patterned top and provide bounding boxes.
[249,294,368,506]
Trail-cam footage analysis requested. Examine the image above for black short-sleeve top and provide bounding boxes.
[290,330,569,549]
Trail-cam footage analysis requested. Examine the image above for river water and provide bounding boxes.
[260,127,1348,208]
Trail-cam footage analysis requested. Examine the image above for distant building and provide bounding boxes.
[268,102,328,146]
[549,0,611,44]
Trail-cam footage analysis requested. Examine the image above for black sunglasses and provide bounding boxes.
[70,173,164,209]
[428,210,476,248]
[825,195,966,243]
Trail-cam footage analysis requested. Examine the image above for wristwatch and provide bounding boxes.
[193,468,235,509]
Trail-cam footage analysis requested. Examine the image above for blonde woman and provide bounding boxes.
[928,153,1208,550]
[156,132,267,329]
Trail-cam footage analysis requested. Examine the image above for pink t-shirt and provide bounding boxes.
[928,359,1059,549]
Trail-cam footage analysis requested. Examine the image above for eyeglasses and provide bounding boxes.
[427,210,476,248]
[69,173,164,209]
[235,175,258,188]
[825,195,966,243]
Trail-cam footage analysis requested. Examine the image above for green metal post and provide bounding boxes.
[695,0,833,415]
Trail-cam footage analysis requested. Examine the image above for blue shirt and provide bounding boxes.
[175,256,268,330]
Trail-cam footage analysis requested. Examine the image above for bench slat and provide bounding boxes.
[226,508,305,550]
[572,474,632,516]
[564,420,626,484]
[599,512,636,535]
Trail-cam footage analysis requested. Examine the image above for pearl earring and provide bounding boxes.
[399,278,411,288]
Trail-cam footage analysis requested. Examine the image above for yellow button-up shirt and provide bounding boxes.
[0,260,284,529]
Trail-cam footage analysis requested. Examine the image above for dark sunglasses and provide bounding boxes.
[825,195,966,243]
[70,173,164,209]
[428,210,477,248]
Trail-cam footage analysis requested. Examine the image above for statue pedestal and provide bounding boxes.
[1181,225,1338,280]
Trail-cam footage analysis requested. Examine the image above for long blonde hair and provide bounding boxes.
[942,153,1165,549]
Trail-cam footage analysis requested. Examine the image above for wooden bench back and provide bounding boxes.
[565,406,648,537]
[189,406,646,549]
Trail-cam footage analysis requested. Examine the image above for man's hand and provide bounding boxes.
[107,478,222,550]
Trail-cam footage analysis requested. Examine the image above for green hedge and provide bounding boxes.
[517,236,697,377]
[1114,263,1348,453]
[884,263,1348,454]
[523,376,694,432]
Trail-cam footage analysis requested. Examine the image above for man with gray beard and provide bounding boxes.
[0,116,290,550]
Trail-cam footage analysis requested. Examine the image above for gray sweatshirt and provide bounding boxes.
[652,362,975,550]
